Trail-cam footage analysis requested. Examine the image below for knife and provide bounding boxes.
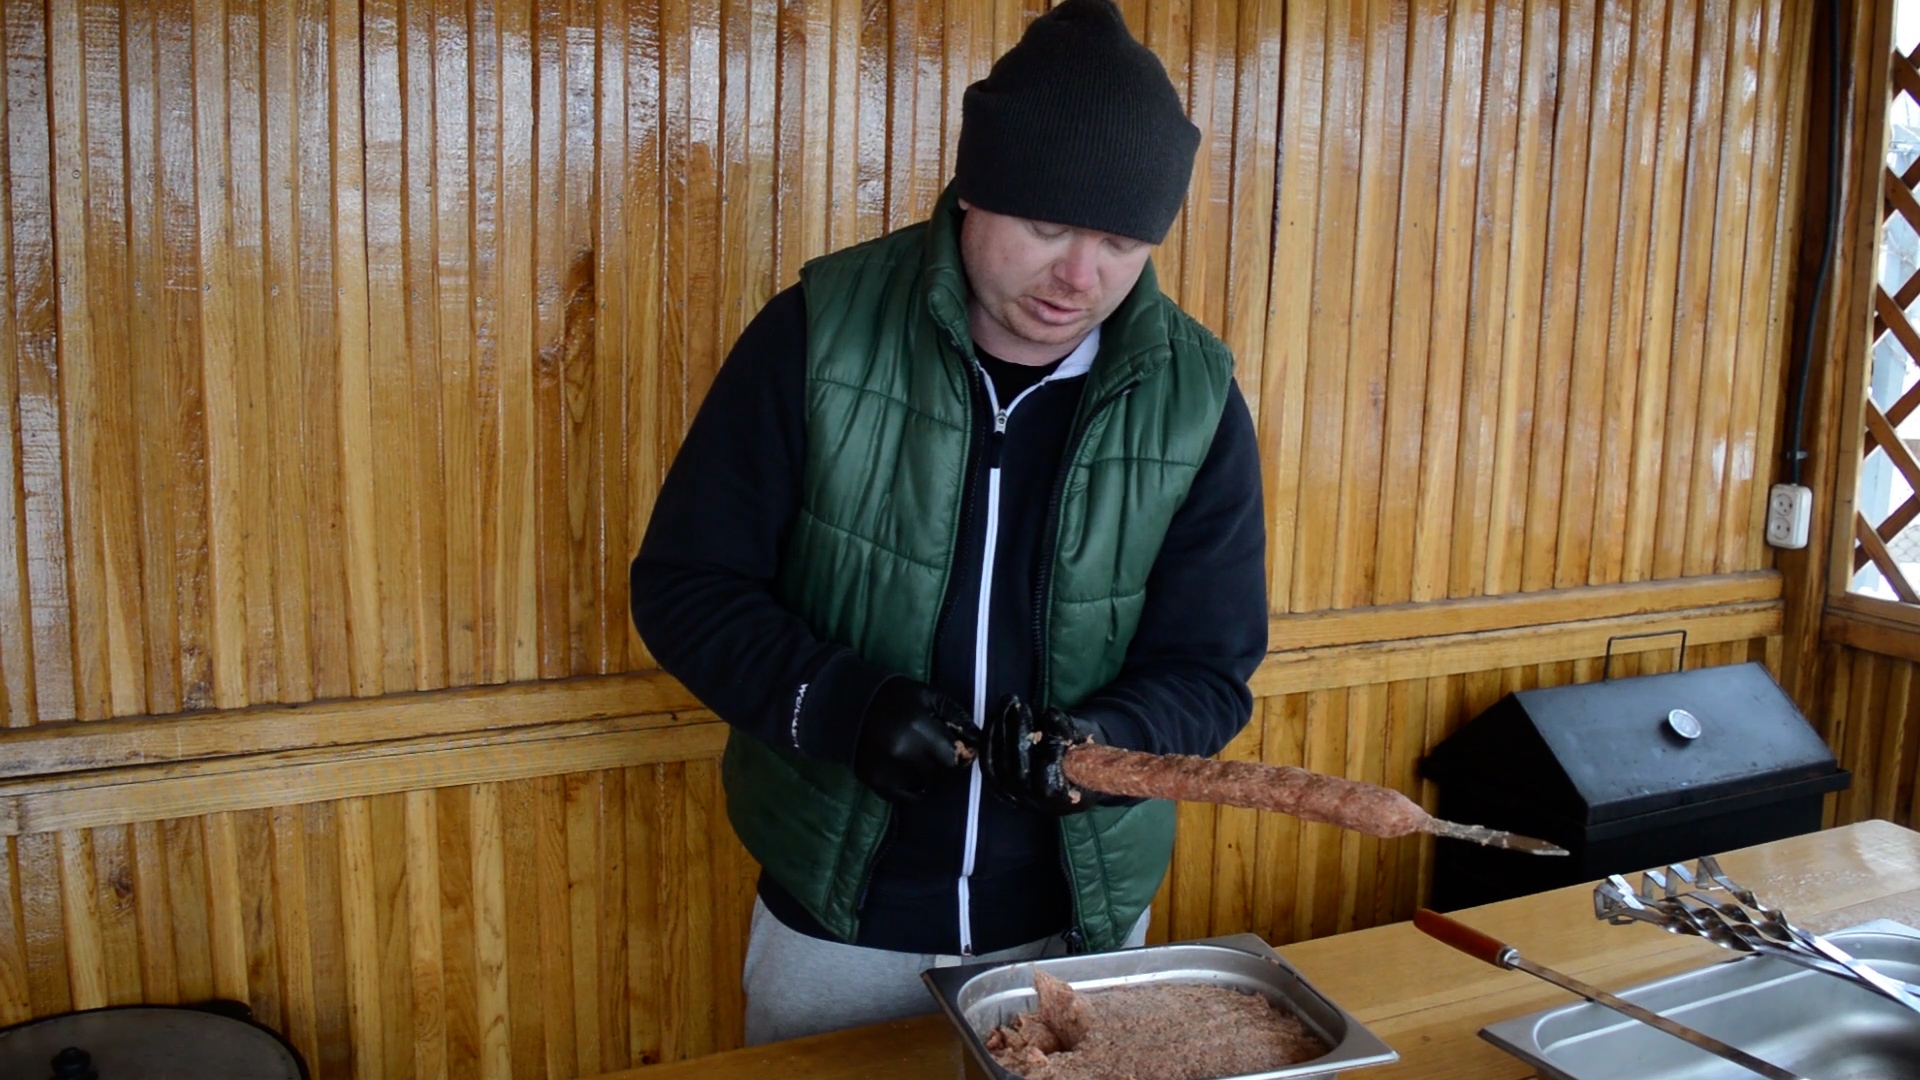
[1414,908,1808,1080]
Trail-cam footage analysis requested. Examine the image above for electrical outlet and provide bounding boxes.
[1766,483,1812,549]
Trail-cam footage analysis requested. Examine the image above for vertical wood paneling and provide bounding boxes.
[1622,0,1700,582]
[162,817,214,1004]
[1828,644,1920,835]
[433,788,478,1077]
[298,0,352,702]
[57,831,108,1010]
[1651,0,1730,581]
[127,0,177,715]
[2,0,1806,706]
[0,0,26,730]
[234,811,284,1038]
[0,763,771,1074]
[193,0,247,711]
[203,811,249,1001]
[1519,0,1590,594]
[90,826,143,1006]
[228,0,284,706]
[624,764,661,1066]
[17,833,70,1015]
[6,0,75,724]
[365,0,418,698]
[1375,0,1441,608]
[0,0,1823,1073]
[261,0,315,705]
[1405,0,1478,604]
[1259,0,1322,615]
[402,790,447,1080]
[0,839,29,1023]
[1552,0,1628,589]
[1681,0,1763,577]
[129,820,177,1004]
[433,0,476,688]
[268,806,319,1067]
[1481,0,1554,597]
[1589,0,1669,584]
[47,0,107,724]
[1447,0,1521,598]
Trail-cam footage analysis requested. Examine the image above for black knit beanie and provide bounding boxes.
[954,0,1199,245]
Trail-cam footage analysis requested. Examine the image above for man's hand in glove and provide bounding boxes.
[982,695,1104,814]
[853,678,979,803]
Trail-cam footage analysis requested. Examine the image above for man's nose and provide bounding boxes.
[1052,241,1100,293]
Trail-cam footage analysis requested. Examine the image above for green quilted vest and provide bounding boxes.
[720,186,1235,951]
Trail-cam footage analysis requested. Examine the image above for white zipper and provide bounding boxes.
[958,383,1040,957]
[954,329,1101,957]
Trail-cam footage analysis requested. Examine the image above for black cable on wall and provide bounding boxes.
[1785,0,1850,488]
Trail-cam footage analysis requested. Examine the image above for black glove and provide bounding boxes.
[982,695,1104,815]
[853,678,979,803]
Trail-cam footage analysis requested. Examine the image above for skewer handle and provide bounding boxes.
[1414,908,1515,968]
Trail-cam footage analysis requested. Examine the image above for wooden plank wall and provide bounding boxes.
[1816,642,1920,832]
[0,0,1813,1075]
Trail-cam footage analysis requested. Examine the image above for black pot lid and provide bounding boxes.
[0,1006,303,1079]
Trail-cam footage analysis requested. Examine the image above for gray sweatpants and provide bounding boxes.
[741,898,1152,1046]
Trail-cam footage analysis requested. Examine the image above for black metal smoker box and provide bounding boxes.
[1419,659,1850,911]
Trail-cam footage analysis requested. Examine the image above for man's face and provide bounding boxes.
[957,201,1155,364]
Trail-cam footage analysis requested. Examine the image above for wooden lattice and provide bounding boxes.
[1855,43,1920,603]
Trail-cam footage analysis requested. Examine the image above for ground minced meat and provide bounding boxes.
[984,970,1329,1080]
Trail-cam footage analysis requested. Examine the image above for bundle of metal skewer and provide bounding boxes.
[1593,854,1920,1017]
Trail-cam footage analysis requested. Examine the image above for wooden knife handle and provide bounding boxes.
[1414,908,1514,968]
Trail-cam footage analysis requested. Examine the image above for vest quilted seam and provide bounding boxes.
[807,377,973,429]
[789,509,949,571]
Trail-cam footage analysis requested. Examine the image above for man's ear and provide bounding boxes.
[957,198,972,211]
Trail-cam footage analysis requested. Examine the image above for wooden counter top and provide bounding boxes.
[602,820,1920,1080]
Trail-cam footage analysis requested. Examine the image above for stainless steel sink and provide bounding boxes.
[1480,920,1920,1079]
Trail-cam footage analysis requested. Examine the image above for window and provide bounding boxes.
[1852,0,1920,601]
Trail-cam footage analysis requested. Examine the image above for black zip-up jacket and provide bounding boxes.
[630,283,1267,954]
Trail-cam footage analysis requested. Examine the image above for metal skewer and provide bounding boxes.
[1595,854,1920,1017]
[1415,908,1808,1080]
[1421,818,1568,856]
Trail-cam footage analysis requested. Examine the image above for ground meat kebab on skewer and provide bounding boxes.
[1058,743,1567,853]
[1062,744,1428,837]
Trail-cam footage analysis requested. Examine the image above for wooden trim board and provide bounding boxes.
[0,669,702,780]
[0,576,1783,834]
[1,573,1781,781]
[1251,600,1781,697]
[0,715,730,836]
[1265,571,1778,652]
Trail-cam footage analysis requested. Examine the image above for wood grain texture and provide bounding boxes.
[23,771,769,1080]
[1823,640,1920,833]
[0,0,1828,1073]
[0,1,1814,691]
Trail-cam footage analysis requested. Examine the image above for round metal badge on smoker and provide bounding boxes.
[1666,708,1703,740]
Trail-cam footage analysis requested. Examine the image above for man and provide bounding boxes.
[629,0,1267,1046]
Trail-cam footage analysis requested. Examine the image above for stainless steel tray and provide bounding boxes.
[920,933,1399,1080]
[1480,920,1920,1079]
